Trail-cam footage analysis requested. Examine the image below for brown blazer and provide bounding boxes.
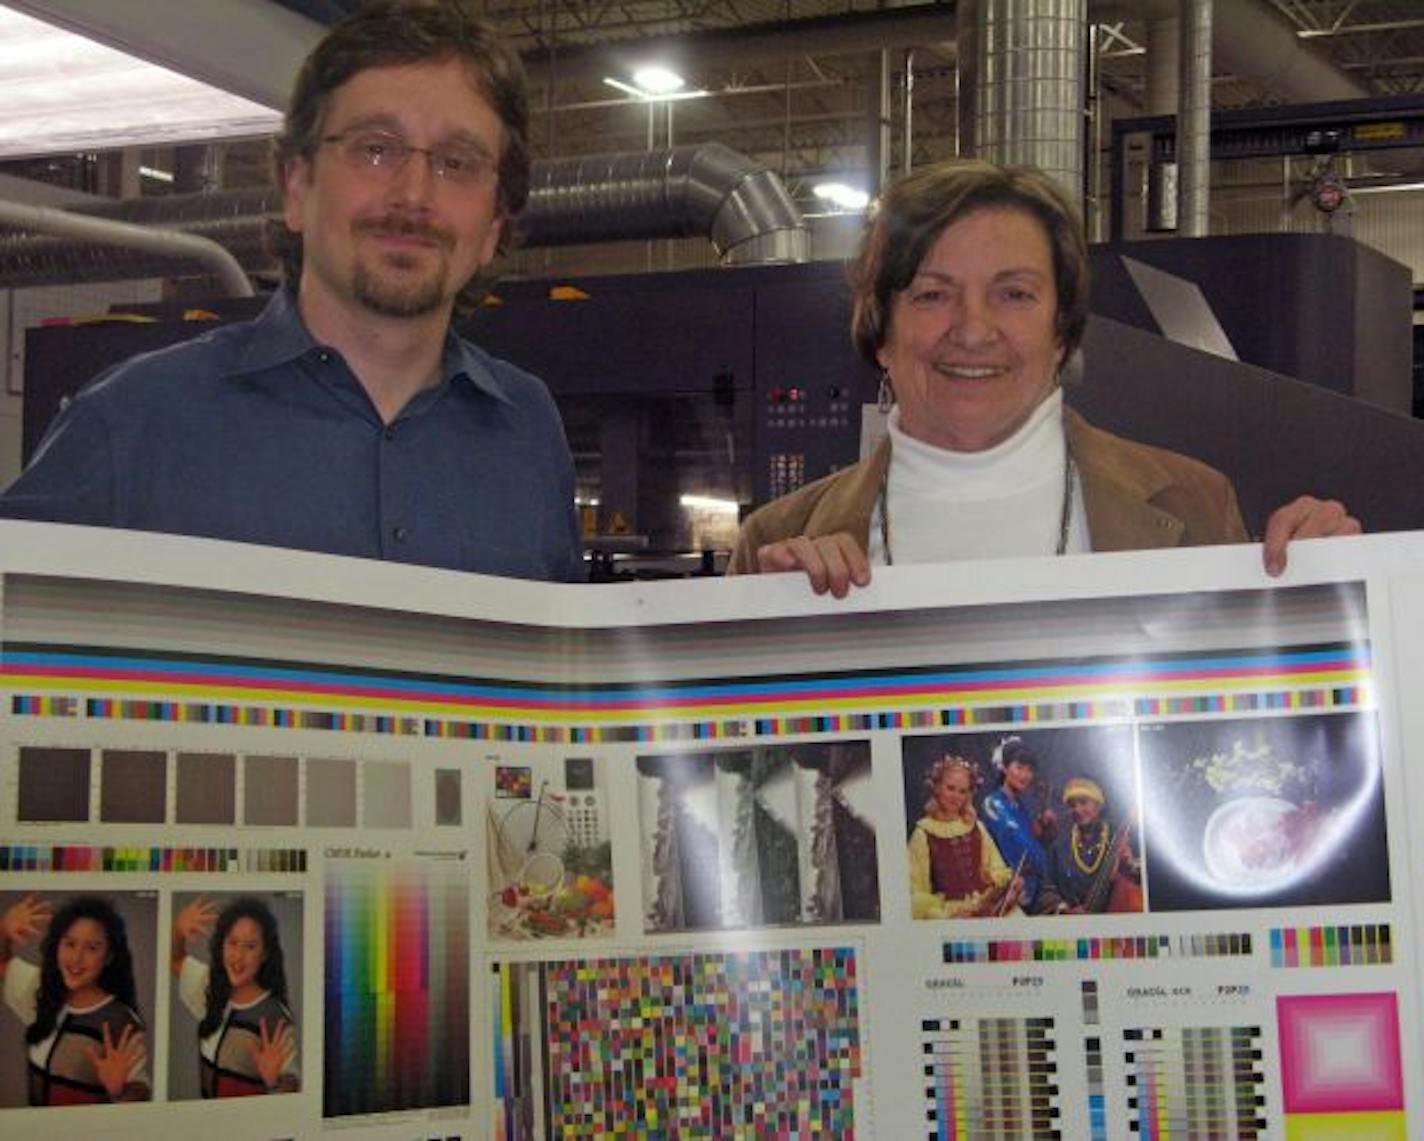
[727,407,1249,574]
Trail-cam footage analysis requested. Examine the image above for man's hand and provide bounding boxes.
[1262,496,1360,577]
[755,533,871,599]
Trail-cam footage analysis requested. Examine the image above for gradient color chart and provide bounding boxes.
[1278,992,1406,1137]
[922,1016,1060,1139]
[1124,1025,1266,1138]
[323,858,469,1117]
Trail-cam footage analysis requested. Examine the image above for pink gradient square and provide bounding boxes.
[1278,993,1404,1113]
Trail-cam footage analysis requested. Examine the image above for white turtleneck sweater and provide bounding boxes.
[867,389,1091,565]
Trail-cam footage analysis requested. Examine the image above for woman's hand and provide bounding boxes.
[174,896,218,943]
[170,896,219,975]
[249,1017,296,1092]
[87,1020,146,1101]
[755,533,871,598]
[1262,496,1361,576]
[1,894,51,951]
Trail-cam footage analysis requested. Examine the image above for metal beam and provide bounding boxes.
[523,5,957,88]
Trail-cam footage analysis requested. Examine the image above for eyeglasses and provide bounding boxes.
[319,128,497,187]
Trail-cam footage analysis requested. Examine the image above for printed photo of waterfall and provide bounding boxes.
[636,742,879,933]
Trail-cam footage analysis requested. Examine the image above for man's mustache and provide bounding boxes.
[353,215,453,247]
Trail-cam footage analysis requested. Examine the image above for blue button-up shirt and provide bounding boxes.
[1,289,584,582]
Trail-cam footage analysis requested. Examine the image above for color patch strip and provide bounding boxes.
[923,1016,1060,1139]
[1082,982,1106,1141]
[10,693,78,716]
[5,642,1373,723]
[0,845,307,873]
[944,932,1253,964]
[12,683,1368,746]
[1270,924,1392,968]
[0,844,236,872]
[1124,1025,1266,1137]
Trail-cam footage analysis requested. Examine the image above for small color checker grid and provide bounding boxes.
[922,1016,1060,1140]
[0,845,307,873]
[1124,1025,1265,1138]
[1270,924,1392,968]
[944,933,1252,964]
[1081,982,1106,1141]
[496,947,862,1138]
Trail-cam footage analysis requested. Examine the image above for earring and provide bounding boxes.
[877,369,894,414]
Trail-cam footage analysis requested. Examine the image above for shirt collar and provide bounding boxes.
[228,287,513,406]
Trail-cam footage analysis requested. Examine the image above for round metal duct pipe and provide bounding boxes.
[522,143,808,264]
[958,0,1087,209]
[0,143,807,289]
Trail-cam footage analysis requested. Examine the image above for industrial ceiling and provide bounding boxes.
[3,1,1424,229]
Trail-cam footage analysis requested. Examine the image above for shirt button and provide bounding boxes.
[317,351,331,364]
[392,526,408,542]
[384,426,396,441]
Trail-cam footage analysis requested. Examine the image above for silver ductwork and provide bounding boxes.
[1176,0,1212,238]
[521,144,808,264]
[1117,0,1369,104]
[0,143,806,290]
[957,0,1088,209]
[0,188,279,290]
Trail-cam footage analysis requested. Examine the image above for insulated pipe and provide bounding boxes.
[0,144,806,288]
[1145,15,1179,115]
[1177,0,1212,238]
[521,143,808,264]
[0,197,254,297]
[958,0,1088,209]
[1098,0,1368,103]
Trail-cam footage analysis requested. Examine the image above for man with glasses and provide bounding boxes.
[1,1,584,583]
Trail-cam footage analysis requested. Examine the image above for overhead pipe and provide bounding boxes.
[1095,0,1368,103]
[958,0,1088,208]
[1177,0,1212,238]
[521,143,807,264]
[0,143,805,289]
[0,197,254,297]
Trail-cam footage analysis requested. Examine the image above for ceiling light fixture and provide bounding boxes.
[812,182,870,212]
[679,494,739,514]
[631,66,684,95]
[602,65,708,103]
[0,4,281,159]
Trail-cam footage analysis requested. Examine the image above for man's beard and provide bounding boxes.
[350,216,455,318]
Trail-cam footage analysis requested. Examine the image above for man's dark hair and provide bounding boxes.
[268,0,530,293]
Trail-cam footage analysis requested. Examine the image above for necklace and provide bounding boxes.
[1071,819,1109,875]
[877,442,1076,565]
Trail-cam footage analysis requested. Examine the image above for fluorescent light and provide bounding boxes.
[680,494,739,514]
[812,182,870,211]
[1349,180,1424,195]
[138,165,173,183]
[0,4,281,159]
[632,66,684,95]
[602,65,708,103]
